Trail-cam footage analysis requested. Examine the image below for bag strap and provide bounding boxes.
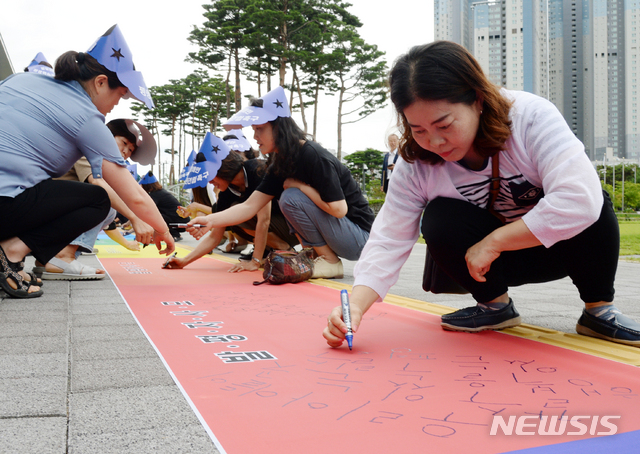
[488,153,506,223]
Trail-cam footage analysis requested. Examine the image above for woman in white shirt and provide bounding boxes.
[324,40,640,348]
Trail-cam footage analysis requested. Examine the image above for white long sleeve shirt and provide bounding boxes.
[354,89,603,301]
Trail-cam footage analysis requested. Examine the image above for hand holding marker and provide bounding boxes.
[169,223,207,228]
[340,289,354,350]
[162,252,177,269]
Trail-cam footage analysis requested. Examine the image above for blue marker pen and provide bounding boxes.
[340,289,354,350]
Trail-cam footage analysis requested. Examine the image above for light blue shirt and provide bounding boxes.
[0,72,126,197]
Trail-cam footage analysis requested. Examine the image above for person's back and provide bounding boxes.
[0,73,117,197]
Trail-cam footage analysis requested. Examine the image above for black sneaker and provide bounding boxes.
[576,309,640,346]
[441,299,521,332]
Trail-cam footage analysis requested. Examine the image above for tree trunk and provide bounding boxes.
[170,115,176,184]
[292,64,307,133]
[213,99,221,132]
[191,102,196,151]
[337,77,345,160]
[178,117,183,176]
[312,80,320,141]
[152,115,160,175]
[257,56,262,97]
[312,23,328,141]
[278,0,289,87]
[225,49,233,114]
[234,47,242,112]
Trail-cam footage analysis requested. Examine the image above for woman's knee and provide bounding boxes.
[422,197,501,254]
[278,188,308,210]
[278,188,310,215]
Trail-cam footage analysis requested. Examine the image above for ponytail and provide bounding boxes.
[55,51,124,89]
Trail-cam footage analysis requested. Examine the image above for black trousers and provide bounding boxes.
[421,191,619,304]
[0,179,110,264]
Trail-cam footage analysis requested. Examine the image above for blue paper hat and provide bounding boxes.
[27,52,55,77]
[223,86,291,130]
[183,133,230,189]
[87,24,154,109]
[127,163,138,180]
[139,171,158,185]
[179,150,197,182]
[223,128,252,152]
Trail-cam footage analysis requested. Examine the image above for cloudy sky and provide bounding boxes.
[1,0,434,170]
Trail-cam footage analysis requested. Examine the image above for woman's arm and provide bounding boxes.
[177,202,212,219]
[101,160,174,255]
[187,190,273,240]
[104,228,140,251]
[87,175,154,245]
[283,178,348,218]
[166,227,226,269]
[465,218,542,282]
[323,285,379,348]
[228,201,272,273]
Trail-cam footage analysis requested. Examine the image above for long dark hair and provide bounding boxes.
[249,97,307,178]
[389,41,513,165]
[55,51,124,90]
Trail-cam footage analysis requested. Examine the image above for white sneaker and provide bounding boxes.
[239,244,255,259]
[312,257,344,279]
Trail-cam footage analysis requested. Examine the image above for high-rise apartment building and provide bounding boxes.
[435,0,640,161]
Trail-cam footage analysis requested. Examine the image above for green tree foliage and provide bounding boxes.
[187,0,252,112]
[131,0,389,184]
[188,0,387,149]
[131,70,229,184]
[343,148,385,198]
[598,164,640,211]
[330,28,388,159]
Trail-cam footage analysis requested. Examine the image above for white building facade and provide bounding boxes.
[436,0,640,161]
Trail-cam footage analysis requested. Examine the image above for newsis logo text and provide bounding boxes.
[490,415,620,436]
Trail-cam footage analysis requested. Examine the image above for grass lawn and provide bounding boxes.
[619,221,640,257]
[417,221,640,258]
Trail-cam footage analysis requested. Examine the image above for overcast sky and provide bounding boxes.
[1,0,434,170]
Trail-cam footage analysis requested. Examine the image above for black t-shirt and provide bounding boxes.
[215,159,285,218]
[256,141,374,232]
[149,189,184,225]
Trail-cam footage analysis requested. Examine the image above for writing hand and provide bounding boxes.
[323,304,362,348]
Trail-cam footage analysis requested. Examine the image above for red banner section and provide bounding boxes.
[100,257,640,454]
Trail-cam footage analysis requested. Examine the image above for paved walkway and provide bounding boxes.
[1,238,638,453]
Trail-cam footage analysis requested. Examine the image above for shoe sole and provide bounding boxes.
[311,274,344,279]
[41,272,105,281]
[441,316,522,333]
[576,324,640,346]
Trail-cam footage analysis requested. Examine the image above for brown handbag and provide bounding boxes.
[253,248,315,285]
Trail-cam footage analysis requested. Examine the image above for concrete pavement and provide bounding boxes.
[1,237,639,453]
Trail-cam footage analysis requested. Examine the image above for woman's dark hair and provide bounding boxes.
[140,172,162,193]
[389,41,513,165]
[106,119,137,150]
[196,149,266,184]
[249,97,307,178]
[191,186,211,206]
[54,51,125,90]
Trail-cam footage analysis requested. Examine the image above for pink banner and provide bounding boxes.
[100,257,640,454]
